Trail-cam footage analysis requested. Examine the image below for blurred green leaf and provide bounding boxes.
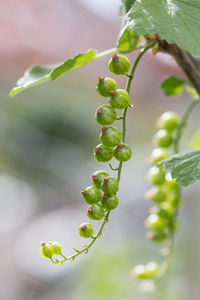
[160,150,200,186]
[121,0,200,56]
[160,77,185,96]
[117,28,139,53]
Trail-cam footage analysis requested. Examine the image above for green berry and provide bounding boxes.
[153,129,173,148]
[146,231,167,243]
[165,172,180,190]
[91,170,109,189]
[101,194,119,210]
[145,214,165,232]
[81,186,102,204]
[94,144,114,162]
[78,223,94,238]
[147,166,166,185]
[100,126,121,147]
[157,201,175,218]
[95,105,116,125]
[96,76,117,97]
[52,242,62,255]
[108,54,130,75]
[145,186,167,203]
[40,241,54,258]
[149,148,169,164]
[145,261,159,278]
[114,143,132,162]
[109,89,130,109]
[102,176,119,195]
[87,204,105,220]
[157,111,179,132]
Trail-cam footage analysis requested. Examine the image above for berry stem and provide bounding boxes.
[174,97,200,153]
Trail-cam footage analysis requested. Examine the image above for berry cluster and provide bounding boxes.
[134,111,182,280]
[40,54,133,262]
[79,54,132,237]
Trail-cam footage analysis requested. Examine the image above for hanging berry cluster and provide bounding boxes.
[133,111,182,281]
[40,52,138,264]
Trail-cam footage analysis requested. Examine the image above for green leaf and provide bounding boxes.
[160,77,185,96]
[160,150,200,186]
[9,66,54,96]
[122,0,136,13]
[117,28,139,53]
[51,49,97,80]
[121,0,200,56]
[10,49,115,96]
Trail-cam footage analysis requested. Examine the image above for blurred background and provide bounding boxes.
[1,1,200,299]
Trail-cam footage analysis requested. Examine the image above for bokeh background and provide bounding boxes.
[1,1,200,299]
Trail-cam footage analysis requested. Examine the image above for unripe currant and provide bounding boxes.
[114,143,132,162]
[102,176,119,195]
[108,54,130,75]
[40,241,54,258]
[157,201,175,218]
[91,170,109,189]
[94,144,114,162]
[146,231,167,243]
[133,264,149,280]
[81,186,102,204]
[101,194,119,210]
[147,166,166,185]
[153,129,173,148]
[96,77,117,97]
[95,105,116,125]
[78,223,94,238]
[51,242,62,255]
[145,261,159,278]
[145,214,165,232]
[165,172,180,191]
[145,186,167,203]
[157,111,179,132]
[87,204,105,220]
[149,148,169,164]
[109,89,130,109]
[100,126,121,147]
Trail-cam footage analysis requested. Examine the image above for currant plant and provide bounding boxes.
[10,0,200,287]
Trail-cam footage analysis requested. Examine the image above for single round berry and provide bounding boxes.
[145,214,165,232]
[102,176,119,195]
[81,186,102,204]
[108,54,130,75]
[101,194,119,210]
[52,242,62,255]
[145,261,159,278]
[153,129,173,148]
[157,111,179,132]
[100,126,121,147]
[165,172,180,191]
[40,241,54,258]
[96,77,117,97]
[78,223,94,238]
[149,148,169,164]
[91,170,109,189]
[157,201,175,218]
[109,89,130,109]
[87,204,105,220]
[147,166,166,185]
[145,186,167,203]
[95,105,116,125]
[94,144,114,163]
[146,231,167,243]
[114,143,132,162]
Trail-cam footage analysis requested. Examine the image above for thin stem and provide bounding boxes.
[95,48,117,59]
[174,98,200,153]
[52,41,157,265]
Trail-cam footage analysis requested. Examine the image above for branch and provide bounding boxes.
[158,40,200,95]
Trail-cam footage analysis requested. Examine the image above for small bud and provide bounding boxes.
[112,54,119,61]
[98,76,104,82]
